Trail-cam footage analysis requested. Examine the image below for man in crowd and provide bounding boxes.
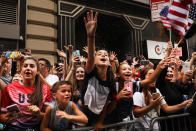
[38,58,59,88]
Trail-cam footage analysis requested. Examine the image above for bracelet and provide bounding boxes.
[113,95,121,103]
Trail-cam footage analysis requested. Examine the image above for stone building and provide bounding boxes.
[0,0,195,64]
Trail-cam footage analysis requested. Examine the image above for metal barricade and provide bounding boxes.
[149,113,193,131]
[71,120,145,131]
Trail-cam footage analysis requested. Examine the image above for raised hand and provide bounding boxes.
[167,41,173,52]
[64,45,73,53]
[56,49,67,58]
[132,57,139,64]
[80,56,87,63]
[15,53,25,61]
[109,51,117,62]
[0,52,7,66]
[158,57,171,69]
[71,55,80,69]
[83,46,88,54]
[192,52,196,60]
[25,48,32,56]
[184,70,193,79]
[84,10,98,37]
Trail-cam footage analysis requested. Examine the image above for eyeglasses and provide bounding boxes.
[39,63,46,67]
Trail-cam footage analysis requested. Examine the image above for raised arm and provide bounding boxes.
[170,58,181,82]
[65,56,78,81]
[84,10,98,74]
[0,52,8,90]
[56,49,68,79]
[110,51,119,74]
[165,41,173,58]
[140,57,170,87]
[65,45,73,72]
[0,52,7,76]
[190,52,196,70]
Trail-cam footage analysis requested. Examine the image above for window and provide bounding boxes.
[0,0,18,24]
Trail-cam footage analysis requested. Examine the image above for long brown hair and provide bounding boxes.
[140,67,153,106]
[71,66,84,102]
[22,57,43,106]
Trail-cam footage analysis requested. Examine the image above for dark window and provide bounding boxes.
[0,0,18,24]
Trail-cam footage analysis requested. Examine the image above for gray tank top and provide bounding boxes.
[49,101,73,131]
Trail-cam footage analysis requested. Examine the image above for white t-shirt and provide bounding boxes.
[84,76,110,114]
[133,88,166,130]
[45,74,59,86]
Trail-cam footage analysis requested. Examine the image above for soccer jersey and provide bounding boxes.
[81,67,116,115]
[1,81,51,130]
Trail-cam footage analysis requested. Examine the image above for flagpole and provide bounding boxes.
[169,29,172,42]
[177,38,183,46]
[186,39,190,59]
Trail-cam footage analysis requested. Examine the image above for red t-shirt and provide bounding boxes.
[1,81,51,128]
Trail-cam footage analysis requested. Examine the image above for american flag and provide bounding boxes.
[167,0,190,37]
[187,4,196,31]
[160,6,171,30]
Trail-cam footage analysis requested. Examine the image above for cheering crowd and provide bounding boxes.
[0,11,196,131]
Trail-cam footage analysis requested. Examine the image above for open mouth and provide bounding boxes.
[64,96,70,99]
[100,58,107,62]
[125,74,131,77]
[167,74,173,78]
[25,72,31,76]
[79,74,84,77]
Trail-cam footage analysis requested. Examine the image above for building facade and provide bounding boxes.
[0,0,195,63]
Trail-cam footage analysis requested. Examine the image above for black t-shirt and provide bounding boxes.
[104,81,140,124]
[156,68,184,116]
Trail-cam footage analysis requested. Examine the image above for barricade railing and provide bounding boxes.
[0,113,192,131]
[71,120,145,131]
[149,113,193,131]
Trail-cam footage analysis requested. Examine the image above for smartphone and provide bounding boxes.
[73,50,80,57]
[140,60,149,65]
[5,51,19,59]
[6,104,20,112]
[54,63,59,68]
[124,81,133,97]
[182,62,190,73]
[152,93,160,100]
